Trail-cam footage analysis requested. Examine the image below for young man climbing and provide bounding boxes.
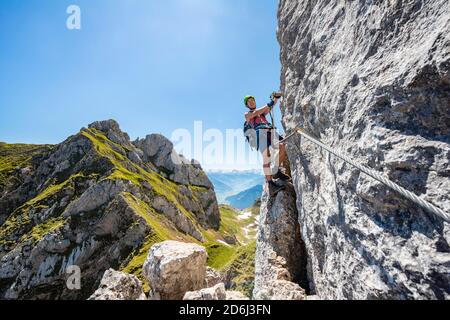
[243,93,291,195]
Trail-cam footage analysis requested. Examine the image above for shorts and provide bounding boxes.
[256,129,284,154]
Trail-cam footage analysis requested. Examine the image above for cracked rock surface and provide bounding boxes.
[277,0,450,299]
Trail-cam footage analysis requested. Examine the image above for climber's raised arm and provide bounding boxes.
[245,105,270,121]
[244,96,279,122]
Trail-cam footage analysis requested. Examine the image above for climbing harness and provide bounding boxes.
[283,126,450,223]
[243,94,279,153]
[243,112,273,150]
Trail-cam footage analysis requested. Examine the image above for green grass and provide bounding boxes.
[218,205,258,244]
[206,205,259,297]
[200,205,259,272]
[120,192,199,292]
[121,233,162,293]
[29,217,67,241]
[0,173,88,243]
[206,243,237,270]
[0,142,52,188]
[218,205,245,242]
[26,173,81,207]
[82,129,200,226]
[221,240,257,297]
[122,192,191,241]
[0,213,32,241]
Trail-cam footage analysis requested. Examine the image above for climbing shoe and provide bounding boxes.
[273,169,291,181]
[268,179,285,196]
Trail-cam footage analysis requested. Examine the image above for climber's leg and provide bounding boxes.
[260,130,285,194]
[279,142,287,165]
[262,148,272,182]
[271,132,291,181]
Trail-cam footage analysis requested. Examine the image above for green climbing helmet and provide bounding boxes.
[244,95,255,107]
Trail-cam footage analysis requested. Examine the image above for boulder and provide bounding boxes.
[254,280,306,301]
[88,269,147,300]
[183,283,226,300]
[226,291,250,300]
[204,267,222,288]
[143,241,207,300]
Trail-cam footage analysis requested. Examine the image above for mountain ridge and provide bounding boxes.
[0,120,254,299]
[225,185,263,210]
[207,171,264,204]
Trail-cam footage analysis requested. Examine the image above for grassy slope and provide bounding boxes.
[120,192,197,292]
[0,142,52,189]
[205,204,259,297]
[222,240,256,297]
[0,173,92,245]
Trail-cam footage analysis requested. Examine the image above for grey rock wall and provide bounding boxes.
[277,0,450,299]
[253,184,308,300]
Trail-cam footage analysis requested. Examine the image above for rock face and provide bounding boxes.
[277,0,450,299]
[182,284,251,301]
[253,184,308,300]
[256,280,306,301]
[0,120,220,299]
[183,283,226,301]
[204,266,223,288]
[143,241,207,300]
[134,134,219,230]
[88,269,146,300]
[226,290,250,300]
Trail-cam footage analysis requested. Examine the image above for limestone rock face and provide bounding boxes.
[254,280,306,301]
[183,283,226,301]
[152,196,204,242]
[204,267,222,288]
[143,241,208,300]
[226,291,250,300]
[88,120,131,147]
[253,184,308,300]
[278,0,450,299]
[88,269,147,300]
[134,135,220,230]
[134,135,214,189]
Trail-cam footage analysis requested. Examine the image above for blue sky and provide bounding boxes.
[0,0,282,170]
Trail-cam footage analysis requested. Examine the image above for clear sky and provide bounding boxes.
[0,0,282,170]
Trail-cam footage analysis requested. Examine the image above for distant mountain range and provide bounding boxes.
[206,171,264,209]
[225,184,263,210]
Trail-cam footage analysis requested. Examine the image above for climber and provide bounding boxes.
[243,93,291,195]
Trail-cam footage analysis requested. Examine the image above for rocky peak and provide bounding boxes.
[88,119,122,133]
[134,134,213,190]
[88,119,131,147]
